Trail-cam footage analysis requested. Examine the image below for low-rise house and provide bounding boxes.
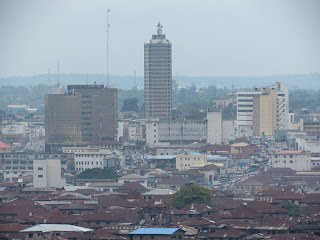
[157,177,189,190]
[129,228,185,240]
[170,203,215,219]
[176,152,207,171]
[118,174,148,187]
[145,155,176,169]
[221,205,262,224]
[207,227,247,240]
[116,182,148,194]
[20,224,93,240]
[141,189,176,201]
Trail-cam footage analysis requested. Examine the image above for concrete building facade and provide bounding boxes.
[237,82,289,137]
[33,159,66,188]
[270,150,312,171]
[45,85,118,151]
[144,23,172,120]
[176,152,207,171]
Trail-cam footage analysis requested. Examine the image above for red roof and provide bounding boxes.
[276,150,303,154]
[0,141,9,149]
[207,228,246,239]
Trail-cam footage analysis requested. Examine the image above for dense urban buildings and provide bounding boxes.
[144,23,172,120]
[45,85,118,152]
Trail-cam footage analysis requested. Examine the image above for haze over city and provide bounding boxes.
[1,0,320,78]
[1,2,320,240]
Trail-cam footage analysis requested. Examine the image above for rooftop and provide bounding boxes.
[130,228,181,235]
[20,224,93,233]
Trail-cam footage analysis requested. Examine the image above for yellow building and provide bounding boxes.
[253,89,278,136]
[176,152,207,171]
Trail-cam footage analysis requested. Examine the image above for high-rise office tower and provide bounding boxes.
[144,23,172,120]
[45,85,118,152]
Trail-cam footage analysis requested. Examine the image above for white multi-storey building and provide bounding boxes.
[270,150,312,171]
[33,159,66,188]
[74,149,121,172]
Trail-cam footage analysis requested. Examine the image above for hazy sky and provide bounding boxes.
[0,0,320,77]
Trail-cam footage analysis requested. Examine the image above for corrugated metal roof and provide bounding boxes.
[20,224,93,233]
[130,228,181,235]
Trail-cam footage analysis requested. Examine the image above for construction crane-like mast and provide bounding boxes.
[106,8,110,87]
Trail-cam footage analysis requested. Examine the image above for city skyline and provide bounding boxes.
[0,0,320,78]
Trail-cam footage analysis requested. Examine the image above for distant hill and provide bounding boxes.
[1,73,319,90]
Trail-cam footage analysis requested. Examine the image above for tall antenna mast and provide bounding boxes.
[134,70,137,90]
[106,8,110,87]
[57,60,60,88]
[48,68,51,85]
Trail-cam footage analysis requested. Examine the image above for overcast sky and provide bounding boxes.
[0,0,319,77]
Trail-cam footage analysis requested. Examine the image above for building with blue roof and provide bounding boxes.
[130,228,185,240]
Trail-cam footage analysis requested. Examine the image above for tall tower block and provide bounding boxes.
[144,23,172,120]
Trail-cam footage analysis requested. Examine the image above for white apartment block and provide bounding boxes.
[176,152,207,171]
[74,149,120,172]
[1,123,26,135]
[33,159,66,188]
[146,120,207,147]
[270,150,312,171]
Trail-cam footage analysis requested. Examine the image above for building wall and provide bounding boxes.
[222,120,236,142]
[144,25,172,120]
[33,159,65,188]
[207,109,222,145]
[253,89,278,136]
[146,120,207,147]
[271,152,312,171]
[176,153,207,171]
[237,82,289,137]
[45,85,118,151]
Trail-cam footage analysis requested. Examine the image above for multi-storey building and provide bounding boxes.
[0,153,73,182]
[270,150,312,171]
[45,85,118,152]
[176,152,207,171]
[144,23,172,120]
[237,82,289,137]
[33,159,66,188]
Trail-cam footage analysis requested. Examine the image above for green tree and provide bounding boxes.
[121,97,139,113]
[170,183,212,209]
[76,168,118,180]
[282,202,310,216]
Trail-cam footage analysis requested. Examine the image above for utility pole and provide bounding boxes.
[106,8,110,87]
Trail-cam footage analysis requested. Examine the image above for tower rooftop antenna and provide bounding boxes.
[134,70,137,90]
[57,60,60,88]
[106,8,110,87]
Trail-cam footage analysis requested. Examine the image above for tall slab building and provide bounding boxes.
[45,85,118,152]
[236,82,289,137]
[144,23,172,120]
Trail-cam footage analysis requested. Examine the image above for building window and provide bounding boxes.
[38,167,43,170]
[275,155,278,158]
[38,175,43,178]
[290,160,293,163]
[284,161,286,163]
[290,155,293,158]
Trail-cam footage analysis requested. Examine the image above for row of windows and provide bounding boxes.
[76,161,102,165]
[274,160,294,163]
[274,155,294,158]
